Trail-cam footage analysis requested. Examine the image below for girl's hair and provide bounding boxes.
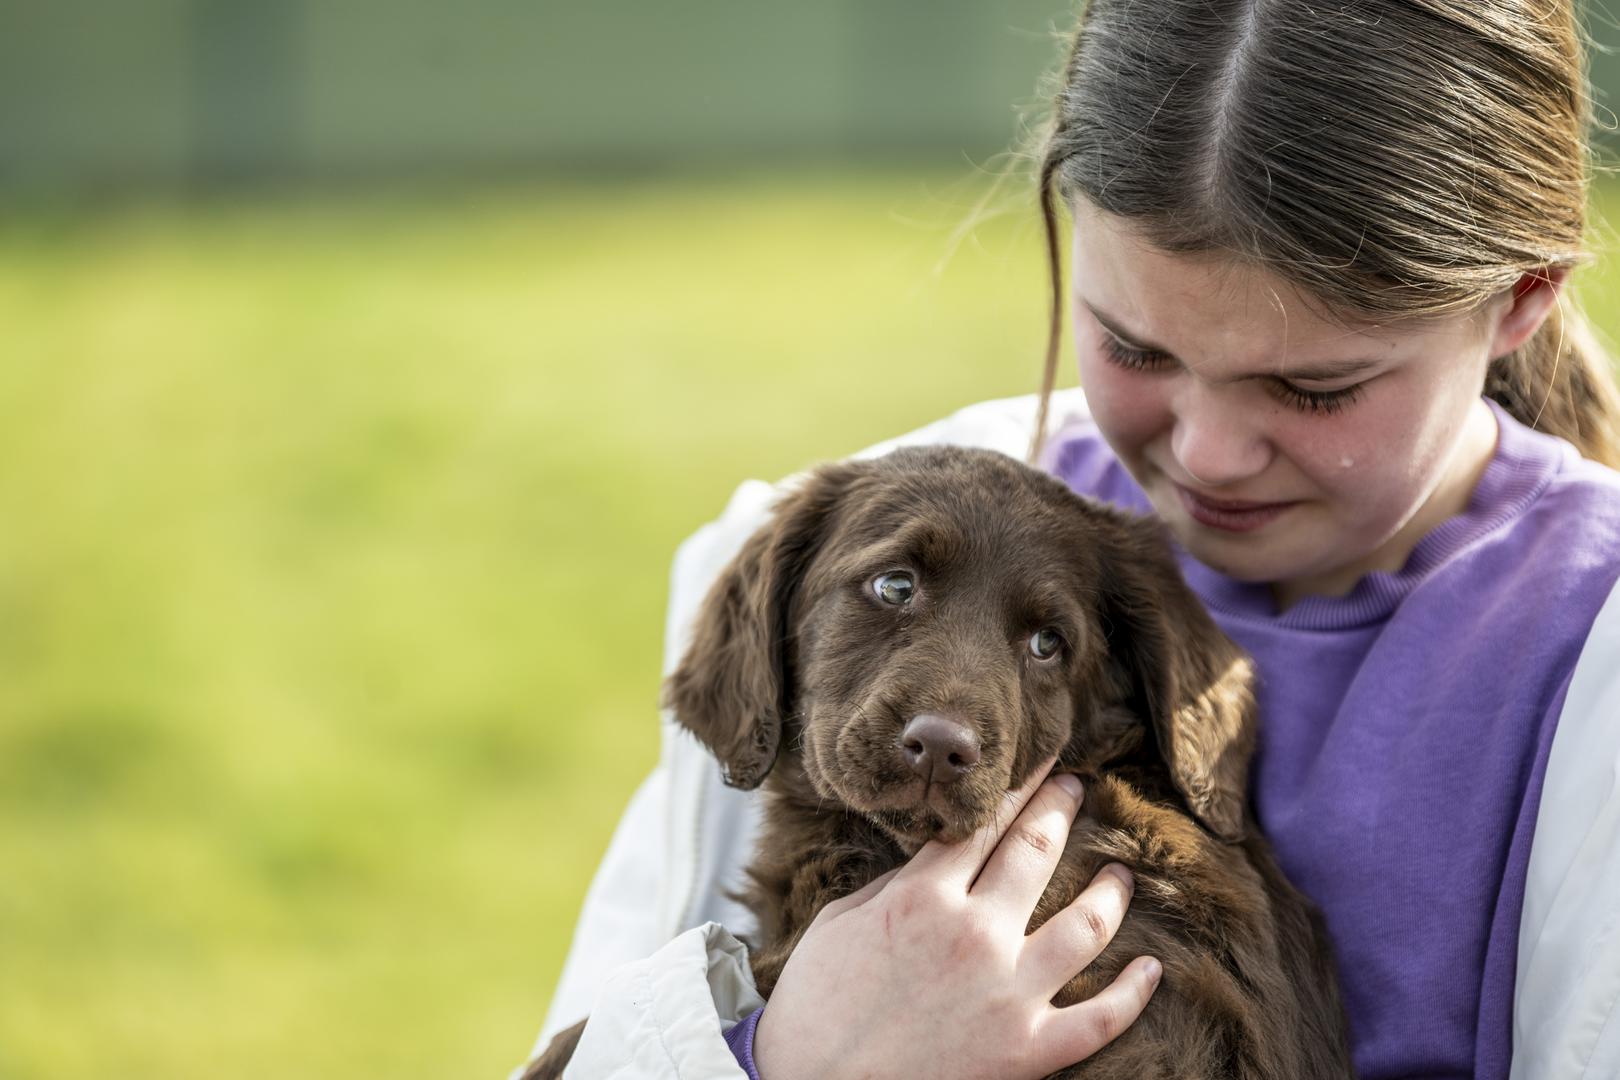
[1032,0,1620,468]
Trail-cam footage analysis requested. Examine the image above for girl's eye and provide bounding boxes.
[1103,328,1367,417]
[1099,334,1172,372]
[1029,627,1063,660]
[872,572,916,606]
[1270,380,1365,416]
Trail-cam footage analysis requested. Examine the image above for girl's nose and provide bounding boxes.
[1169,387,1273,488]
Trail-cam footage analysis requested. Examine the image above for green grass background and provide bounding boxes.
[3,172,1618,1079]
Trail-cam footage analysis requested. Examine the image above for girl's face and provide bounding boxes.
[1070,200,1513,607]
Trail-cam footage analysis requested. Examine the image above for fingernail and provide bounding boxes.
[1144,957,1162,983]
[1053,773,1083,799]
[1106,863,1134,889]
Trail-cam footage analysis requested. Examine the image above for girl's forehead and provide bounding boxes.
[1069,203,1485,369]
[1072,202,1351,333]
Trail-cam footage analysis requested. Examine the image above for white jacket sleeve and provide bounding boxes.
[1511,573,1620,1080]
[531,480,779,1050]
[518,393,1095,1075]
[560,924,764,1080]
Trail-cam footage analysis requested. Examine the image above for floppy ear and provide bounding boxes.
[662,463,859,789]
[1097,513,1257,842]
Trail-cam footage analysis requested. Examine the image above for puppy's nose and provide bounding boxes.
[899,714,982,784]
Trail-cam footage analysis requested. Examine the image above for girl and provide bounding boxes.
[526,1,1620,1076]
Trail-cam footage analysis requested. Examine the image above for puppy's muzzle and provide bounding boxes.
[897,713,982,785]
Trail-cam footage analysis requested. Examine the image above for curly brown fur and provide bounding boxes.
[536,446,1354,1079]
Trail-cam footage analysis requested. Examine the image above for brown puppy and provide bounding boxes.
[528,446,1353,1079]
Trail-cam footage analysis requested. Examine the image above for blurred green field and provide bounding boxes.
[0,171,1068,1079]
[3,172,1618,1080]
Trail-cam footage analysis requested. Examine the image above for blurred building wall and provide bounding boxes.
[2,0,1618,196]
[0,0,1074,194]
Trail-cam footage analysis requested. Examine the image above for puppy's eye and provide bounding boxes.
[1029,627,1063,660]
[872,571,916,606]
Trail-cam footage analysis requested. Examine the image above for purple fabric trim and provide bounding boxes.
[723,1006,765,1080]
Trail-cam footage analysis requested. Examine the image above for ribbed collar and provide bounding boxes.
[1175,398,1567,630]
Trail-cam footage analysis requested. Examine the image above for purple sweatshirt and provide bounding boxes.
[730,398,1620,1079]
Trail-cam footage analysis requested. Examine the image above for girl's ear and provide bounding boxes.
[1486,266,1570,359]
[661,463,861,790]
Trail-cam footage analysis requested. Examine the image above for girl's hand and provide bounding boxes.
[753,759,1160,1080]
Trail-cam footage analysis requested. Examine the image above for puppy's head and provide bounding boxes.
[663,446,1255,847]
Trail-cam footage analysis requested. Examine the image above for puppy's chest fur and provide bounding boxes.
[742,768,1348,1080]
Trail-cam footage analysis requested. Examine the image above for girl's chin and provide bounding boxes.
[1182,535,1370,605]
[1143,488,1337,586]
[1169,522,1316,585]
[1184,545,1276,582]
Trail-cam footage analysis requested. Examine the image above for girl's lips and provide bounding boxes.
[1173,484,1297,533]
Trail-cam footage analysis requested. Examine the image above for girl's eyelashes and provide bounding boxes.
[1099,333,1171,372]
[1097,332,1366,416]
[1268,381,1365,416]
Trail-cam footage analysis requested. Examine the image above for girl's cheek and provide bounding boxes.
[1079,350,1166,442]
